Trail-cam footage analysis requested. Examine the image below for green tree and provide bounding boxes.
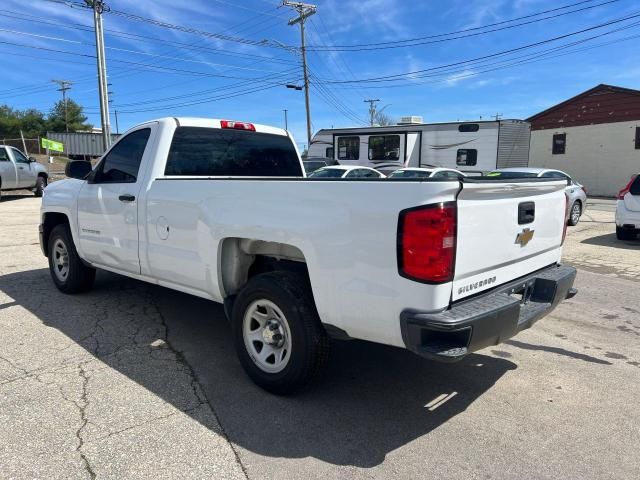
[47,98,92,132]
[0,105,21,138]
[0,105,48,138]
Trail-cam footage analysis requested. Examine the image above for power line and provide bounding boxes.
[326,28,640,90]
[305,0,621,51]
[318,11,640,84]
[0,10,299,66]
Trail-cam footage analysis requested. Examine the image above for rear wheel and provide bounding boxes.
[568,201,581,226]
[34,176,47,197]
[616,226,636,241]
[48,224,96,293]
[232,271,329,394]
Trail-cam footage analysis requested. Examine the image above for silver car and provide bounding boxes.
[0,146,49,201]
[487,167,588,226]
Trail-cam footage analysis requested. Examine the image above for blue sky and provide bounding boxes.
[0,0,638,148]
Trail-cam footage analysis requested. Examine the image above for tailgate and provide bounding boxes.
[452,179,567,301]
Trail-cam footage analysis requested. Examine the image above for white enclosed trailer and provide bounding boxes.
[308,119,531,174]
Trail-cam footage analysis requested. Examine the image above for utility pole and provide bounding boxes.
[114,110,119,135]
[283,109,288,131]
[52,80,72,132]
[493,112,503,121]
[86,0,112,149]
[283,1,316,147]
[364,99,380,126]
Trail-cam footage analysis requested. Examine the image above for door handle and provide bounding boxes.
[118,194,135,202]
[18,166,24,170]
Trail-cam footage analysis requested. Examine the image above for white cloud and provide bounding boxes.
[444,69,477,86]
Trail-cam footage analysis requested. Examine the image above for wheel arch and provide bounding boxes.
[219,237,310,298]
[42,212,70,257]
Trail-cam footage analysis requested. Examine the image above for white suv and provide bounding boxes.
[615,174,640,240]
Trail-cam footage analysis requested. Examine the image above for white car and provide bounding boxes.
[40,117,576,394]
[615,174,640,240]
[0,146,49,200]
[308,165,385,179]
[488,168,588,226]
[388,167,466,179]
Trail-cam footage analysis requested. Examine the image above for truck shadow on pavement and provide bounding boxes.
[0,268,517,468]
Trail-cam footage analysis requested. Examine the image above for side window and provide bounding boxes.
[361,169,378,178]
[12,149,30,163]
[542,171,569,180]
[552,133,566,154]
[434,171,462,179]
[456,149,477,166]
[635,127,640,150]
[458,124,480,132]
[630,176,640,195]
[0,148,9,162]
[345,169,362,178]
[368,135,400,161]
[95,128,151,184]
[325,146,334,159]
[337,137,359,160]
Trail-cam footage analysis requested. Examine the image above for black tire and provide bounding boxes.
[231,271,329,395]
[616,226,636,241]
[34,175,47,197]
[567,201,581,226]
[47,224,96,294]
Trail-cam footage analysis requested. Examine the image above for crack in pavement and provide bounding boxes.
[76,364,96,480]
[149,293,250,480]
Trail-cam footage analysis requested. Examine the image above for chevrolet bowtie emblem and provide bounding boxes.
[515,228,535,247]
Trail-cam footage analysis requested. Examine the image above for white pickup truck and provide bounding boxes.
[40,117,577,393]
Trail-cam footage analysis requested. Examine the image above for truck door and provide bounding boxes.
[76,127,155,274]
[9,148,37,188]
[0,147,18,189]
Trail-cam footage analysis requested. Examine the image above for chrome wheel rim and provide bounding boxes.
[571,204,580,223]
[243,299,292,374]
[52,238,70,282]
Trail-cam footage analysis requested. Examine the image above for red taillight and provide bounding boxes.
[398,202,457,283]
[220,120,256,131]
[562,194,569,244]
[618,175,637,200]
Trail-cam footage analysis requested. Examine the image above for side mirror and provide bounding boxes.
[65,160,92,180]
[28,156,37,163]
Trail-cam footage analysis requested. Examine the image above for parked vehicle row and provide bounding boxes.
[40,117,576,394]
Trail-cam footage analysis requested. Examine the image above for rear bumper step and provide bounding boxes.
[400,264,577,362]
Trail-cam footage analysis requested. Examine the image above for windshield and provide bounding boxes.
[388,169,431,178]
[486,171,539,178]
[309,168,346,178]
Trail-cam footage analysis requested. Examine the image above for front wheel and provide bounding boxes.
[232,271,329,395]
[34,176,47,197]
[48,224,96,294]
[567,201,582,226]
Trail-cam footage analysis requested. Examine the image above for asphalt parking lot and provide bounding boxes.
[1,194,639,479]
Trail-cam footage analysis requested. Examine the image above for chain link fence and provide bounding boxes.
[0,137,42,155]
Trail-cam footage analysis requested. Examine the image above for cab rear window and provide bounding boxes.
[165,127,302,177]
